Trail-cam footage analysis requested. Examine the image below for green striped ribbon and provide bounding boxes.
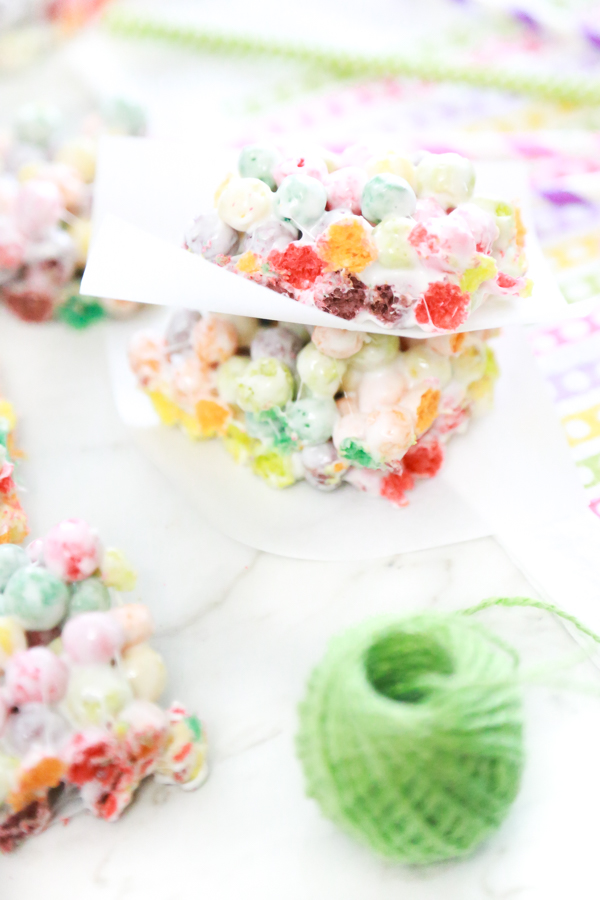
[105,9,600,106]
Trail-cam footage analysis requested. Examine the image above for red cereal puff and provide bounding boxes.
[436,407,468,434]
[497,273,518,289]
[415,281,470,331]
[65,731,123,789]
[404,439,445,478]
[380,468,415,506]
[268,243,325,291]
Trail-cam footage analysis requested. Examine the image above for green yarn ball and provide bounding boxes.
[297,613,524,864]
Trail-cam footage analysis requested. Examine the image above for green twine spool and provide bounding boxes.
[298,598,600,863]
[297,597,600,863]
[297,612,524,863]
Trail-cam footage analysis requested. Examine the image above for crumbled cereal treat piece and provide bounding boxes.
[0,101,146,326]
[0,521,208,853]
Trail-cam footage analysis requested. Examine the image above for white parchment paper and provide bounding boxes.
[107,310,585,560]
[82,137,597,337]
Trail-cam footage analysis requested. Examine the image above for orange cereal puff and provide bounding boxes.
[317,218,377,274]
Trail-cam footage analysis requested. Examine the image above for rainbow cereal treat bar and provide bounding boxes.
[184,145,530,334]
[129,312,499,506]
[0,101,145,326]
[0,396,27,545]
[0,519,208,853]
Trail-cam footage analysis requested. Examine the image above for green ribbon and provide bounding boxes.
[105,9,600,106]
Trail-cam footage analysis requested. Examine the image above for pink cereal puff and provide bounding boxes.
[128,332,166,392]
[325,167,367,215]
[0,220,26,272]
[332,412,368,451]
[312,327,365,360]
[344,466,383,496]
[451,204,499,254]
[35,162,86,214]
[413,197,445,223]
[408,213,476,274]
[191,315,238,366]
[109,603,154,649]
[26,538,44,564]
[170,356,214,408]
[339,144,373,168]
[14,179,63,240]
[62,612,125,666]
[43,519,102,583]
[365,408,415,464]
[274,155,328,187]
[357,364,409,414]
[5,647,69,705]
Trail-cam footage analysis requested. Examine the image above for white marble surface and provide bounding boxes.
[1,12,600,897]
[1,310,600,899]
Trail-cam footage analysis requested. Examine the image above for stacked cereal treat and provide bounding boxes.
[0,519,208,853]
[0,394,27,545]
[0,101,145,326]
[185,144,530,333]
[129,312,498,506]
